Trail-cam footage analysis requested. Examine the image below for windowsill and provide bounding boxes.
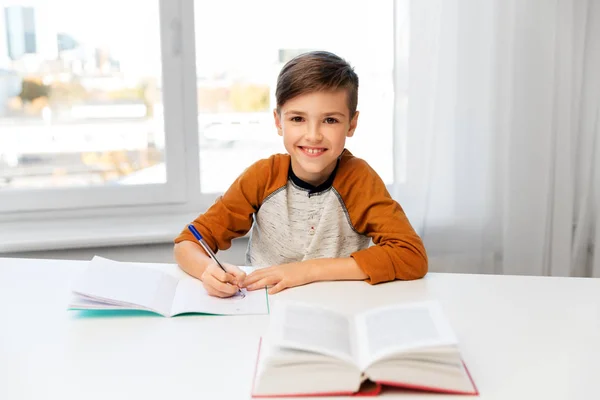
[0,183,409,254]
[0,212,198,254]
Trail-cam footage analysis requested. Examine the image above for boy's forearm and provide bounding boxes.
[173,241,213,280]
[309,257,368,282]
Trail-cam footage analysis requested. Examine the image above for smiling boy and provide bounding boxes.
[174,51,427,297]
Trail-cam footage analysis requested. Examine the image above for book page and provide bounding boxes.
[268,302,356,364]
[71,257,179,316]
[68,295,150,311]
[170,277,269,315]
[354,301,458,369]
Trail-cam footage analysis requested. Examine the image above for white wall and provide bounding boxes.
[2,238,249,265]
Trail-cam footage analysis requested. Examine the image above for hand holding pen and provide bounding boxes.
[187,225,246,298]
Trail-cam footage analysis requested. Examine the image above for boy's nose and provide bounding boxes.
[305,124,323,142]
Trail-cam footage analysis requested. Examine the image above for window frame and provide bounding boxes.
[1,0,411,247]
[0,0,195,214]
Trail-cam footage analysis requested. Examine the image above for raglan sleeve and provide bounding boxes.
[173,158,272,253]
[343,161,428,283]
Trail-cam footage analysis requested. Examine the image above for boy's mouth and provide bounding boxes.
[299,146,327,157]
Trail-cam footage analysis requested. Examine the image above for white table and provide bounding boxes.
[1,257,599,400]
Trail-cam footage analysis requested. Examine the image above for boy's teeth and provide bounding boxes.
[305,148,323,154]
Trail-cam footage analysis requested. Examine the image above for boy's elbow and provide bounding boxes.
[360,244,428,284]
[395,247,428,281]
[410,237,428,279]
[411,254,428,279]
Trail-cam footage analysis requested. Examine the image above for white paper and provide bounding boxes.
[70,258,269,316]
[170,278,269,315]
[71,256,178,316]
[269,302,355,364]
[354,301,458,368]
[69,296,151,311]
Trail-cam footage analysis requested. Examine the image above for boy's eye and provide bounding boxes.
[290,116,304,122]
[324,117,339,124]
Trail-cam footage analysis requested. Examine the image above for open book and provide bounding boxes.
[69,256,269,317]
[252,301,477,397]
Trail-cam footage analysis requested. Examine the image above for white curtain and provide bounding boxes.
[398,0,600,277]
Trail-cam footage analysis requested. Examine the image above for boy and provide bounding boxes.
[174,51,427,297]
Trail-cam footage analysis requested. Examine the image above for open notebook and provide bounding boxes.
[69,256,269,317]
[252,301,478,397]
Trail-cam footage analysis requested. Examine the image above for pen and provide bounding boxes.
[187,224,245,297]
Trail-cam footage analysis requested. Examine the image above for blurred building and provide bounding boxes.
[4,6,37,60]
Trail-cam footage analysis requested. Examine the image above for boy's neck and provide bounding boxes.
[288,158,340,196]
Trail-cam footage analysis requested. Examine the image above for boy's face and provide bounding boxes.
[274,90,359,186]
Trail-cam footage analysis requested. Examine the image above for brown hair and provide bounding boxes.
[275,51,359,117]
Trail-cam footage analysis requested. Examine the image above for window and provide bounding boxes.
[1,0,404,226]
[194,0,395,193]
[0,0,188,213]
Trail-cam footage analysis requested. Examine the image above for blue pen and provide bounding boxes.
[187,224,245,297]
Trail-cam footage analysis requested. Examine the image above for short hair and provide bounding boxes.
[275,51,359,117]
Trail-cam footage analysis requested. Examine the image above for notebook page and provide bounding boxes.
[71,257,179,316]
[170,277,269,315]
[68,296,151,311]
[354,301,458,369]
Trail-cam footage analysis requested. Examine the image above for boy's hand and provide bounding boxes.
[242,262,315,295]
[201,262,246,298]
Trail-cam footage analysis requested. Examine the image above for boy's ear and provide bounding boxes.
[347,111,359,138]
[273,109,283,136]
